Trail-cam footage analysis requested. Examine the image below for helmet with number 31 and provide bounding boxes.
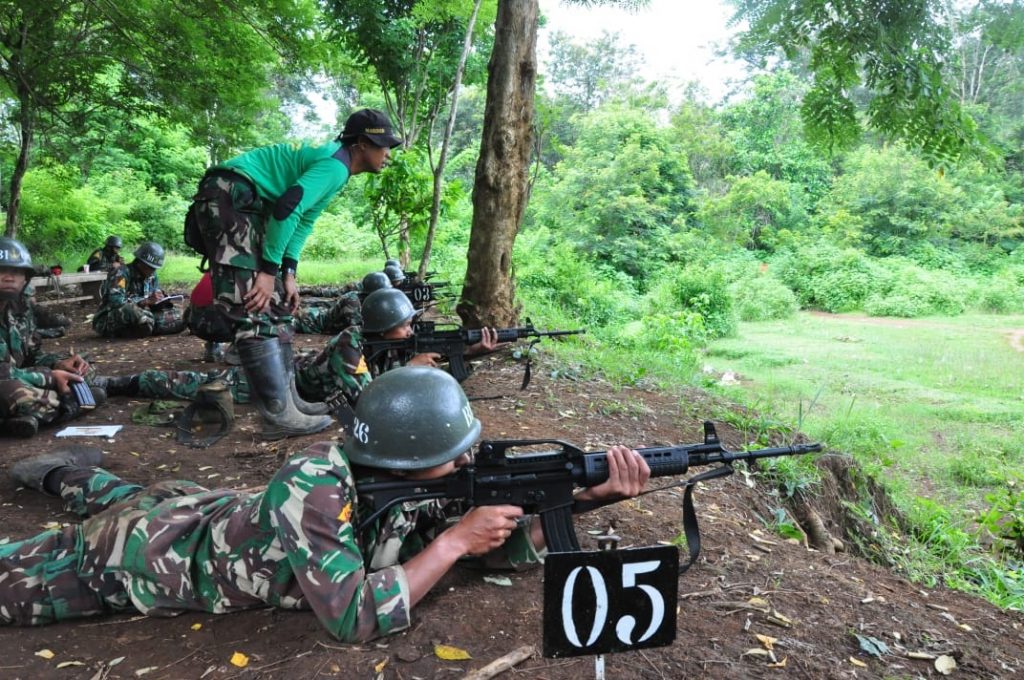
[345,366,481,470]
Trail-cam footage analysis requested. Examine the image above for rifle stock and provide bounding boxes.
[355,421,823,554]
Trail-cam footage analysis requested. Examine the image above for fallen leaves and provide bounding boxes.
[434,644,472,661]
[229,651,249,668]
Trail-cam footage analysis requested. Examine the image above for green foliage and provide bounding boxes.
[648,265,737,339]
[360,148,436,258]
[531,105,694,284]
[731,0,976,160]
[515,226,639,328]
[721,71,833,200]
[696,170,808,251]
[863,264,968,318]
[820,145,958,256]
[977,482,1024,559]
[729,271,799,321]
[772,240,887,312]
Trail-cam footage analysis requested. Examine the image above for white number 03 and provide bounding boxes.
[560,560,665,648]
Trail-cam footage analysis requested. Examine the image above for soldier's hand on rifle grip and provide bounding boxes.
[407,352,441,368]
[448,505,524,556]
[575,445,651,503]
[244,272,276,313]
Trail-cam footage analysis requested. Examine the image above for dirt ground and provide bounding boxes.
[1,300,1023,679]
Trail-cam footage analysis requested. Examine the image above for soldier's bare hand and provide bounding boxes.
[449,505,524,556]
[408,352,441,367]
[244,272,276,313]
[51,369,84,395]
[54,355,89,376]
[467,327,499,355]
[282,275,300,313]
[575,445,650,503]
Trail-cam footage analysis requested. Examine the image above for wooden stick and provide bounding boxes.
[462,646,536,680]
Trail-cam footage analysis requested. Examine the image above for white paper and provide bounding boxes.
[55,425,123,438]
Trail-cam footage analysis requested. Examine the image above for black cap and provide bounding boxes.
[340,108,403,148]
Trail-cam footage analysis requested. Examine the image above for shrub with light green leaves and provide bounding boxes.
[729,272,799,321]
[648,265,737,338]
[863,264,968,317]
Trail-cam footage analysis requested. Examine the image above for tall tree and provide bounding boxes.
[0,0,320,236]
[458,0,649,325]
[327,0,496,266]
[729,0,977,161]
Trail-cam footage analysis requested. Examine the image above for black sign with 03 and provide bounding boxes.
[542,545,678,658]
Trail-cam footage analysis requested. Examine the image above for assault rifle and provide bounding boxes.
[356,421,823,570]
[362,320,585,385]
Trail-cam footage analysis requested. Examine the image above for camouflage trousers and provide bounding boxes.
[0,367,100,426]
[92,303,184,339]
[292,293,362,335]
[131,339,357,407]
[190,170,291,342]
[134,368,251,404]
[0,467,204,625]
[209,263,294,343]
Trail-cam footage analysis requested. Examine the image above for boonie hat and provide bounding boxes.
[340,108,403,148]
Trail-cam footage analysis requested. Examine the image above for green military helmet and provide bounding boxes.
[0,237,35,276]
[383,264,405,284]
[345,366,481,470]
[361,271,392,294]
[384,258,401,269]
[361,288,416,333]
[134,241,165,269]
[105,235,123,249]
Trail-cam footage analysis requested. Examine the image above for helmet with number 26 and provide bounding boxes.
[345,366,481,470]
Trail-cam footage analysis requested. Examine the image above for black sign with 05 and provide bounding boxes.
[542,545,678,658]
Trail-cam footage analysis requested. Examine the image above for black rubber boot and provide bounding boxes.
[280,342,330,416]
[3,416,39,438]
[92,375,140,397]
[10,445,103,495]
[237,338,332,440]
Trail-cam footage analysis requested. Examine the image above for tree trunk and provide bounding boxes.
[420,0,484,280]
[6,94,34,238]
[457,0,537,327]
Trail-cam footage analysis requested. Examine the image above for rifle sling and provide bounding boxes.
[678,464,734,574]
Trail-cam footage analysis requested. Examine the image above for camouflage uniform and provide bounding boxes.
[295,327,373,408]
[131,327,367,410]
[299,281,362,297]
[0,442,541,641]
[92,263,183,338]
[84,247,124,273]
[0,294,74,426]
[292,291,362,335]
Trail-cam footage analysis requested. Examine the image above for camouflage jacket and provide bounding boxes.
[75,442,541,641]
[0,293,65,388]
[97,262,160,312]
[295,326,373,406]
[85,247,124,272]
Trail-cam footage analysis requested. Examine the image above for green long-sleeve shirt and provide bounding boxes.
[219,140,351,269]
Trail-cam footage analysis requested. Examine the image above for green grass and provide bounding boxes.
[702,311,1024,607]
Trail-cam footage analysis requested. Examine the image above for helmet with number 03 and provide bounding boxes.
[383,264,405,284]
[0,237,35,275]
[361,288,416,333]
[345,366,481,469]
[134,241,165,269]
[361,271,392,295]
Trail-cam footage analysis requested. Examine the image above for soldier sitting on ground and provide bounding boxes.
[0,367,650,641]
[82,235,125,273]
[92,241,184,339]
[0,238,103,438]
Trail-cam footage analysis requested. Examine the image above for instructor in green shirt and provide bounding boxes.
[187,108,402,440]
